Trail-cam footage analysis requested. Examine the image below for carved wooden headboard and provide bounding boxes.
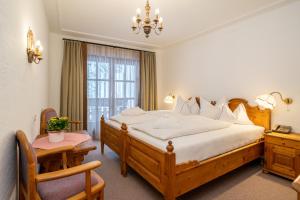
[228,98,271,130]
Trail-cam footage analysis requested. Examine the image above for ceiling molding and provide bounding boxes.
[162,0,296,49]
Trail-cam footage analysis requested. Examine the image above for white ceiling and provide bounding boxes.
[43,0,292,49]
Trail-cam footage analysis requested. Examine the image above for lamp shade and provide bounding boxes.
[164,95,174,104]
[255,94,276,110]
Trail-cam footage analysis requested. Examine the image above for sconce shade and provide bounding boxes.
[255,94,276,110]
[164,95,174,104]
[27,28,43,64]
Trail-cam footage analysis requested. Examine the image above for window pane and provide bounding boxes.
[128,99,135,107]
[98,81,109,98]
[115,64,125,80]
[98,62,109,79]
[126,82,135,98]
[87,51,140,138]
[115,82,124,98]
[88,81,96,98]
[115,99,129,114]
[88,61,97,79]
[126,65,135,81]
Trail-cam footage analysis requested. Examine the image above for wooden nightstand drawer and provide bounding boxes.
[268,145,297,178]
[265,135,300,149]
[264,133,300,179]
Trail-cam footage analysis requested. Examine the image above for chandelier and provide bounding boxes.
[131,0,163,38]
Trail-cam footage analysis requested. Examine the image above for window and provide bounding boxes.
[87,45,140,137]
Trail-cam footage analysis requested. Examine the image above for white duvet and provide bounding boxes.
[110,110,177,125]
[107,120,265,164]
[132,115,230,140]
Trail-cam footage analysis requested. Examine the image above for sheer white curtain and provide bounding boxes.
[87,44,140,138]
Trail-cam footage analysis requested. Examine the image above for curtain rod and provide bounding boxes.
[62,38,155,53]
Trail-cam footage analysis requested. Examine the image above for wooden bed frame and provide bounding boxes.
[100,98,271,200]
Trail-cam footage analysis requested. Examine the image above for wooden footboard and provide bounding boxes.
[174,140,264,197]
[100,116,122,156]
[100,116,128,175]
[125,135,175,194]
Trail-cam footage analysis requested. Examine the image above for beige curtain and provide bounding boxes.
[60,40,84,130]
[140,51,157,110]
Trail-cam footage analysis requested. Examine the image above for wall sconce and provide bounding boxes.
[255,92,293,110]
[164,93,175,104]
[27,28,43,64]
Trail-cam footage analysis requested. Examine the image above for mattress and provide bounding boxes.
[106,120,264,164]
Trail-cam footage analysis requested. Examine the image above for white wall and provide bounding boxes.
[160,1,300,131]
[0,0,49,199]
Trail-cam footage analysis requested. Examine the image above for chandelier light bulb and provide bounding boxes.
[136,8,141,15]
[35,40,41,49]
[159,17,163,24]
[132,16,137,23]
[155,8,160,16]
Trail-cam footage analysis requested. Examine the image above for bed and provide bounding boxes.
[100,98,271,200]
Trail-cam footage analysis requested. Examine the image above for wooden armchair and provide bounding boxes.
[16,130,104,200]
[40,108,85,135]
[292,175,300,200]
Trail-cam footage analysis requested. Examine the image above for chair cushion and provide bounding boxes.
[38,171,103,200]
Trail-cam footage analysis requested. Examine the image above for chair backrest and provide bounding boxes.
[16,130,38,200]
[40,108,58,135]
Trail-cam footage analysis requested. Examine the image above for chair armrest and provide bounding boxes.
[292,175,300,192]
[36,145,74,158]
[36,161,101,182]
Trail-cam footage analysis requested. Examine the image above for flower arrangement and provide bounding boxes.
[47,117,69,132]
[47,117,69,143]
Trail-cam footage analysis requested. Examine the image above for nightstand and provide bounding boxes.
[264,132,300,180]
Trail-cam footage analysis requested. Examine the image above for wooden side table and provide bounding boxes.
[34,135,97,172]
[264,132,300,179]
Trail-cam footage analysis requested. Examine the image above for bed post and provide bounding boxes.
[100,115,105,155]
[164,141,176,200]
[120,123,128,177]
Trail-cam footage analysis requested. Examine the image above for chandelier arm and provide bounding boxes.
[155,29,161,35]
[136,26,141,34]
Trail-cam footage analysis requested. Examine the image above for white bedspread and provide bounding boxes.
[106,120,264,164]
[131,115,230,140]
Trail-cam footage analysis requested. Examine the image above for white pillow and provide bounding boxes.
[217,97,227,107]
[121,107,146,116]
[233,103,254,125]
[174,96,199,115]
[219,104,236,123]
[188,98,200,114]
[199,98,223,119]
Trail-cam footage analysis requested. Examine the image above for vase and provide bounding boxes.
[48,131,65,143]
